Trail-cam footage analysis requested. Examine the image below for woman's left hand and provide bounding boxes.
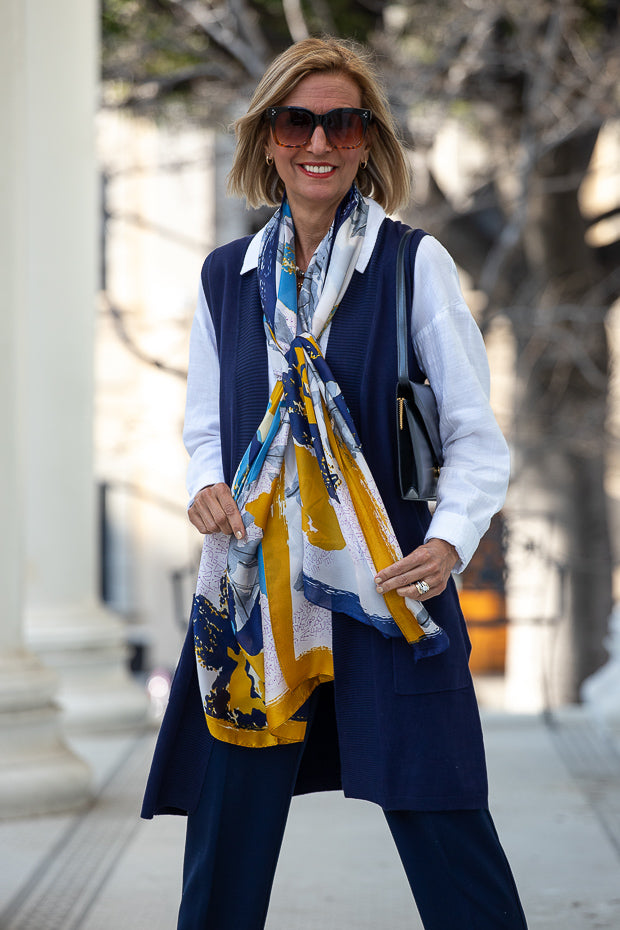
[374,538,459,601]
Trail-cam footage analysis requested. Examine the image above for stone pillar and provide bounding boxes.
[503,482,569,713]
[20,0,148,731]
[0,0,92,816]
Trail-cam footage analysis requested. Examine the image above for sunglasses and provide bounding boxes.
[265,106,372,149]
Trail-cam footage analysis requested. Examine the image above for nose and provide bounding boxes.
[306,124,332,152]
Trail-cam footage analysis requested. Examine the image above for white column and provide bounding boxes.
[21,0,148,731]
[0,0,92,816]
[503,479,569,713]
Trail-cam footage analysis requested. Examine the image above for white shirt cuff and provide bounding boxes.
[187,467,226,509]
[424,510,481,574]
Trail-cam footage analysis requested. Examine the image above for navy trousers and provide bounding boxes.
[178,690,527,930]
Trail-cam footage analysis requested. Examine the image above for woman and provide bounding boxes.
[142,37,527,930]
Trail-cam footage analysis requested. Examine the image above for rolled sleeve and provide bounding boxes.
[412,237,510,571]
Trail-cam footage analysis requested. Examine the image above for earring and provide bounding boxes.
[266,153,274,166]
[360,158,368,170]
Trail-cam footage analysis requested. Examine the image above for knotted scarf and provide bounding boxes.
[192,188,448,747]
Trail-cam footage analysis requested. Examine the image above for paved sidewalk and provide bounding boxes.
[1,706,619,929]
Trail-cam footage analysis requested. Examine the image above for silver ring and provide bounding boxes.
[415,580,430,596]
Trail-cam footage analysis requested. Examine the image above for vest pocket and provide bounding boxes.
[392,629,472,695]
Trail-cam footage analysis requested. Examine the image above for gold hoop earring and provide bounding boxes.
[360,158,368,170]
[266,153,274,166]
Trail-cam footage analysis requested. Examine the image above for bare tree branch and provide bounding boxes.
[227,0,270,61]
[282,0,310,43]
[169,0,267,79]
[101,294,188,380]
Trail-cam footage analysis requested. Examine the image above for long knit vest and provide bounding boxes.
[140,217,486,818]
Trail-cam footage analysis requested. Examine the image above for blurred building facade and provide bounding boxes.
[0,0,147,819]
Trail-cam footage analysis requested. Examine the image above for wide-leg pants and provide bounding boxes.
[177,692,528,930]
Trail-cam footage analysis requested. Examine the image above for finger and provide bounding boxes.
[376,538,458,590]
[398,564,453,599]
[188,487,225,535]
[192,484,246,538]
[210,486,245,538]
[398,585,432,601]
[219,498,246,539]
[395,571,437,596]
[400,581,449,600]
[188,505,204,533]
[375,551,427,584]
[188,501,216,535]
[375,556,435,593]
[378,557,448,595]
[397,577,438,599]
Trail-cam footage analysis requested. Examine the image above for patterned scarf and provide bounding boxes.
[192,188,447,748]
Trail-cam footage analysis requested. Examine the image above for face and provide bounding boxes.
[265,72,370,219]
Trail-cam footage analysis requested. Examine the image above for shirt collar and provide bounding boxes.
[240,197,387,275]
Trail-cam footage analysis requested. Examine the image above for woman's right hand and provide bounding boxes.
[188,483,246,539]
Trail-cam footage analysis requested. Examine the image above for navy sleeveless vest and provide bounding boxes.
[140,216,486,819]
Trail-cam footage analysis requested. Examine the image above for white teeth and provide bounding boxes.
[303,165,333,174]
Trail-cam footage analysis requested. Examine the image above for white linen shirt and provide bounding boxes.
[183,200,510,573]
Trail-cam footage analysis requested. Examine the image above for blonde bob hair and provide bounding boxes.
[227,37,411,215]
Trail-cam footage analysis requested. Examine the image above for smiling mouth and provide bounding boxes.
[300,164,336,175]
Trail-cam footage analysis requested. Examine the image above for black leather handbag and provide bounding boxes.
[396,229,444,501]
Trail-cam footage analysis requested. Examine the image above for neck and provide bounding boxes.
[288,200,337,271]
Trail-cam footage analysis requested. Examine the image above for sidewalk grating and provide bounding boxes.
[0,734,153,930]
[545,710,620,859]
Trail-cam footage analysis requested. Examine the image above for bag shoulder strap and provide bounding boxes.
[396,228,427,388]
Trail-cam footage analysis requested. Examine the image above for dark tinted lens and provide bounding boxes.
[273,108,313,146]
[324,111,365,148]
